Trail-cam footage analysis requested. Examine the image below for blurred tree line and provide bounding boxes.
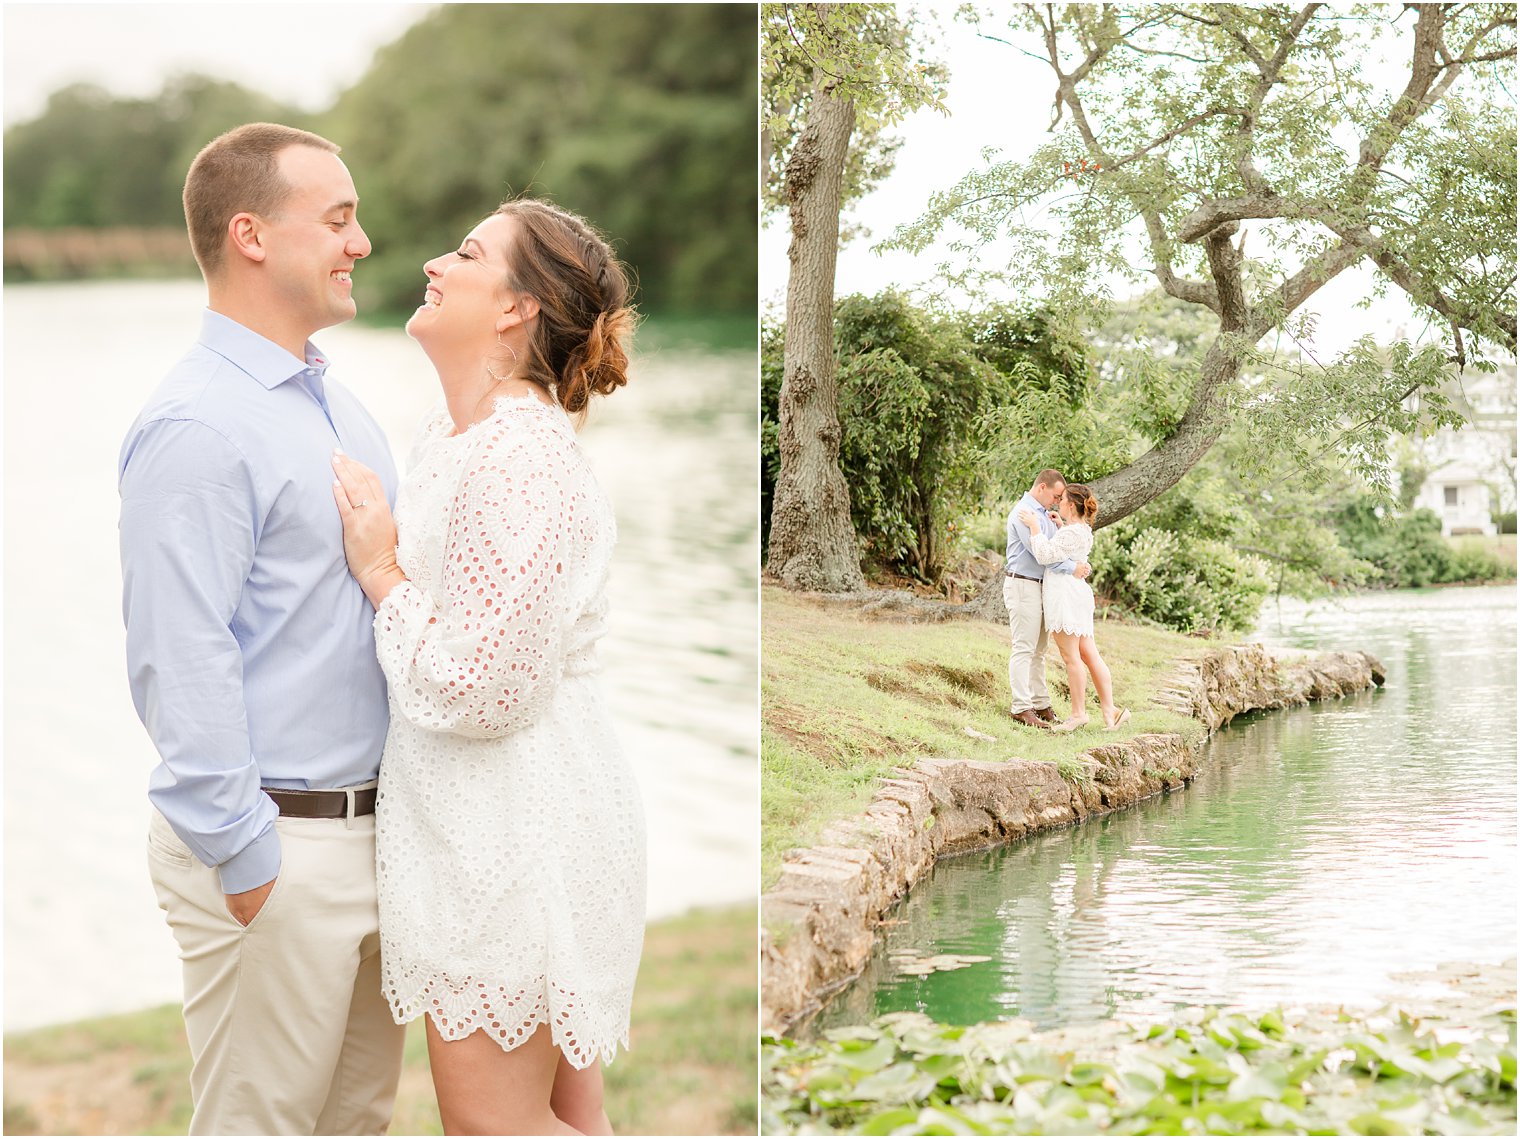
[3,4,757,317]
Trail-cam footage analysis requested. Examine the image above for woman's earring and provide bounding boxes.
[496,331,519,366]
[486,332,520,383]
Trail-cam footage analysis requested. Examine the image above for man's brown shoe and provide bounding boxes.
[1032,705,1060,724]
[1011,709,1051,729]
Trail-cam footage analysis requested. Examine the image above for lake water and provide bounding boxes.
[815,585,1517,1032]
[2,280,758,1031]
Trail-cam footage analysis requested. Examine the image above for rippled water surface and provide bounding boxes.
[817,586,1517,1032]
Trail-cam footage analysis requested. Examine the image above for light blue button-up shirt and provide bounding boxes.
[119,310,397,893]
[1006,491,1077,578]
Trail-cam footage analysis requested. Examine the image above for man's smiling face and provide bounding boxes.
[256,146,372,335]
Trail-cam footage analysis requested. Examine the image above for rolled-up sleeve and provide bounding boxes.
[120,418,280,893]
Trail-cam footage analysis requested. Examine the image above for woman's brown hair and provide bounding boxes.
[1064,483,1099,524]
[491,199,636,416]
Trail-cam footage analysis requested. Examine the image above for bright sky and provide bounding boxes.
[760,4,1491,359]
[2,2,435,127]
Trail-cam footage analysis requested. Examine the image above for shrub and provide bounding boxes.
[1334,503,1514,587]
[1095,523,1272,634]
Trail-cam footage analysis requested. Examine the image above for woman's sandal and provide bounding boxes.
[1051,717,1089,733]
[1104,707,1131,731]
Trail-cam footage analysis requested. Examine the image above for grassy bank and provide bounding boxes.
[762,584,1215,887]
[3,903,756,1137]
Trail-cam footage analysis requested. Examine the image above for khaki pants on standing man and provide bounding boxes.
[1003,573,1052,715]
[148,807,404,1135]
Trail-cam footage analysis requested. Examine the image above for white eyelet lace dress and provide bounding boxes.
[373,394,645,1069]
[1029,522,1095,637]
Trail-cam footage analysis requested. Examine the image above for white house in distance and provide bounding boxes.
[1413,460,1498,535]
[1410,360,1516,536]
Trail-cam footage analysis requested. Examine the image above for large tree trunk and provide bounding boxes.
[766,78,866,592]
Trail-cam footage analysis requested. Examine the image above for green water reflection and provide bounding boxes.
[813,586,1517,1033]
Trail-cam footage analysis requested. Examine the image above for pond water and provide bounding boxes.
[814,585,1517,1033]
[3,280,758,1030]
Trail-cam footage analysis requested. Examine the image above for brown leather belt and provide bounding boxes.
[264,787,377,819]
[1006,572,1041,583]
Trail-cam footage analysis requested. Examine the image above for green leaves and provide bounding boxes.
[323,3,757,316]
[762,1003,1520,1134]
[761,291,1094,578]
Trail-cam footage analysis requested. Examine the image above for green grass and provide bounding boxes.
[4,904,756,1137]
[762,584,1214,886]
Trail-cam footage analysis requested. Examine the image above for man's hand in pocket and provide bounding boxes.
[226,878,277,927]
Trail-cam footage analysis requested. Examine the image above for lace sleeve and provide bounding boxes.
[1028,524,1086,566]
[373,417,574,739]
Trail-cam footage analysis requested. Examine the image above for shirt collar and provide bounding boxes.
[198,309,330,390]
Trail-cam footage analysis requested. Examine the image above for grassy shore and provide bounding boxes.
[762,584,1217,886]
[3,903,756,1137]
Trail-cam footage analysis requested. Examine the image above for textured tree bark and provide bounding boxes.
[766,78,867,592]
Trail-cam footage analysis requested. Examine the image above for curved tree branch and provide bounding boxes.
[1245,240,1367,341]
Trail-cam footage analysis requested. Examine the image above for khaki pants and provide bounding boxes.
[148,810,405,1135]
[1003,575,1051,714]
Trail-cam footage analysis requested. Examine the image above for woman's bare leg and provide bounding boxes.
[1051,631,1088,726]
[426,1017,580,1136]
[1078,636,1119,726]
[551,1054,612,1135]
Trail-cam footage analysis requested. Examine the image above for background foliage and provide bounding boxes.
[4,76,309,231]
[3,4,757,319]
[762,291,1092,580]
[810,289,1510,631]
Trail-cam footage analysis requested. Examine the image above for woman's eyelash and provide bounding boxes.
[456,249,474,260]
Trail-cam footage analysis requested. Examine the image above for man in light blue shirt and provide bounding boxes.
[1003,468,1090,728]
[120,123,403,1133]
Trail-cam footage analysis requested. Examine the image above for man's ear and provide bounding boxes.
[227,213,267,264]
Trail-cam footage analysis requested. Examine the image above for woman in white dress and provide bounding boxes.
[331,199,645,1135]
[1016,483,1130,733]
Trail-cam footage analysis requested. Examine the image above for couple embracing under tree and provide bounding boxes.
[1003,468,1131,734]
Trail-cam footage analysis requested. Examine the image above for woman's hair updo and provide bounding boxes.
[1064,483,1099,524]
[491,198,637,415]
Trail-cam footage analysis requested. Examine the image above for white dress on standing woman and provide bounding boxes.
[372,393,645,1069]
[1029,523,1095,637]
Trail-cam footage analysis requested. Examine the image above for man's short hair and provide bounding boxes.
[1033,468,1066,488]
[183,123,340,276]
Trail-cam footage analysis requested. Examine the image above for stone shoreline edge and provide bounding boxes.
[759,642,1385,1037]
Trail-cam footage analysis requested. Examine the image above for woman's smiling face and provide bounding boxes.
[405,214,522,349]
